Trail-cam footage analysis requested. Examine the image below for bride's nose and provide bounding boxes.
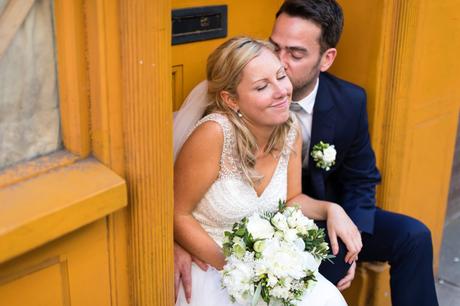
[273,81,288,99]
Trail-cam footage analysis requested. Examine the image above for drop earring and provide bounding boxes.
[236,110,243,118]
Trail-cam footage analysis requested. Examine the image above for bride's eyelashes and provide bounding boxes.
[255,77,287,92]
[256,84,268,91]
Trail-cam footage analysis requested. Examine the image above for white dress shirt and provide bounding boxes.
[289,78,319,168]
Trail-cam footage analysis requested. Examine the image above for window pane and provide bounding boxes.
[0,0,61,170]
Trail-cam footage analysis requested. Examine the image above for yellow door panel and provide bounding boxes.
[333,1,460,305]
[0,220,111,306]
[401,110,458,265]
[0,259,67,306]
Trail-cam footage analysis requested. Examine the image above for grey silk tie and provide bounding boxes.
[289,102,301,112]
[290,102,310,166]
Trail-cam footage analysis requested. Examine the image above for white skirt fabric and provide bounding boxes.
[175,264,348,306]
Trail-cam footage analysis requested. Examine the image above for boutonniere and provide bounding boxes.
[311,141,336,171]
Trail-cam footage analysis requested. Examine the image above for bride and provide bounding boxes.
[174,36,357,306]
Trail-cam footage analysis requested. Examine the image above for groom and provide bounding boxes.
[269,0,439,305]
[175,0,439,305]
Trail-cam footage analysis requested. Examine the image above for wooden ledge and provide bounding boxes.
[0,150,80,189]
[0,158,127,263]
[361,261,390,273]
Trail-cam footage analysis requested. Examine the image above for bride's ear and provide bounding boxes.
[220,90,239,111]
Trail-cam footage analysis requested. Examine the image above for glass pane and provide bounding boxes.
[0,0,61,170]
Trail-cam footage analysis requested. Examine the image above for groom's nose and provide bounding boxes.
[278,49,289,70]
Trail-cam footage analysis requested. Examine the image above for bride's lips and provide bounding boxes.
[271,98,289,109]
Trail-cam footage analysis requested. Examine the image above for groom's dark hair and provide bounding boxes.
[276,0,344,53]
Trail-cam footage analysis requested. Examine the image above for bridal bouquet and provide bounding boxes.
[221,201,332,306]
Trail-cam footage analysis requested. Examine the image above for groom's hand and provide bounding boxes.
[174,242,208,303]
[326,204,362,263]
[337,261,356,291]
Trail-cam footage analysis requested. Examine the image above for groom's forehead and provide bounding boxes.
[271,15,322,45]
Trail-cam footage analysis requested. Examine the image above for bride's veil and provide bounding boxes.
[173,80,209,162]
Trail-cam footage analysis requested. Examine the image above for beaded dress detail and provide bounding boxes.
[191,113,297,246]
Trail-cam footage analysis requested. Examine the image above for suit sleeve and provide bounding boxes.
[337,91,381,234]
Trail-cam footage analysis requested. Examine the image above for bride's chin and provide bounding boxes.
[277,112,291,124]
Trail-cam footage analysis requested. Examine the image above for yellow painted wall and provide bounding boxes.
[172,0,283,110]
[329,0,387,161]
[381,0,460,267]
[333,0,460,267]
[332,1,460,305]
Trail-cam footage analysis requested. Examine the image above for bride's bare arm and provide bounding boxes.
[285,127,362,260]
[174,121,226,270]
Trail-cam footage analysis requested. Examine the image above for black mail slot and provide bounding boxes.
[172,5,227,45]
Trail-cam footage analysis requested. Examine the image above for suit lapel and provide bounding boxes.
[308,74,336,196]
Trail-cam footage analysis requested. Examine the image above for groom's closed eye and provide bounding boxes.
[269,38,308,60]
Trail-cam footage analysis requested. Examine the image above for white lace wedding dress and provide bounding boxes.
[175,113,347,306]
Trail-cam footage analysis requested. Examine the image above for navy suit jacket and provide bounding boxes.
[302,72,381,234]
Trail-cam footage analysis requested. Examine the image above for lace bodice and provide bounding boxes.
[191,113,298,246]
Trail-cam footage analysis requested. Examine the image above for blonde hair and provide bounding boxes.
[205,36,294,185]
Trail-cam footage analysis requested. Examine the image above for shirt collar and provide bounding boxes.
[292,78,319,114]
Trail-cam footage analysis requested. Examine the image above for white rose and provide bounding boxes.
[322,146,336,163]
[296,216,317,234]
[260,240,307,279]
[301,251,321,272]
[247,214,274,240]
[293,238,305,251]
[286,208,303,228]
[272,212,289,231]
[283,228,298,242]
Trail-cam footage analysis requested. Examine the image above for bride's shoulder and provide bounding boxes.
[186,113,229,145]
[179,115,225,162]
[197,112,231,127]
[194,112,233,136]
[176,112,234,169]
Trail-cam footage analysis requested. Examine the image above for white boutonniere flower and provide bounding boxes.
[311,141,336,171]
